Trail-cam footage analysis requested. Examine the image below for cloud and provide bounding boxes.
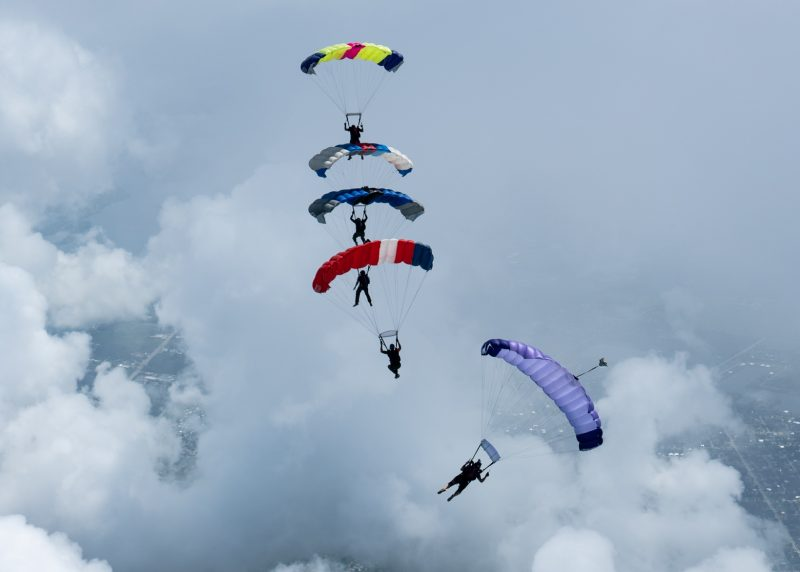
[0,515,111,572]
[126,168,781,572]
[0,2,797,570]
[0,20,128,215]
[531,528,616,572]
[0,250,178,550]
[0,205,156,328]
[270,556,350,572]
[683,547,773,572]
[0,261,89,415]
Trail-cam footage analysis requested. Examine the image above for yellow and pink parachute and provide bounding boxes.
[300,42,404,116]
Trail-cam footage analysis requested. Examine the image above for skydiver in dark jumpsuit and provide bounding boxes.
[380,336,402,379]
[345,123,365,160]
[350,207,369,245]
[353,269,372,307]
[345,122,363,144]
[437,459,489,501]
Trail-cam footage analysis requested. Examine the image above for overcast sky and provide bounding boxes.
[0,1,799,571]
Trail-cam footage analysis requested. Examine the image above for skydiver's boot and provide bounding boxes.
[437,486,447,494]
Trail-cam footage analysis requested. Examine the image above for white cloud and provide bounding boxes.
[133,169,781,572]
[0,261,89,415]
[0,205,156,328]
[270,556,349,572]
[0,20,127,215]
[531,528,616,572]
[683,547,773,572]
[0,365,179,535]
[0,249,177,544]
[0,515,111,572]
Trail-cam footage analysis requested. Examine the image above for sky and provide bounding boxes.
[0,1,799,571]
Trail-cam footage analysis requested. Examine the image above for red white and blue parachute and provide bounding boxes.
[312,239,433,338]
[313,239,433,293]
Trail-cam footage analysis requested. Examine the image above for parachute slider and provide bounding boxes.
[479,439,501,466]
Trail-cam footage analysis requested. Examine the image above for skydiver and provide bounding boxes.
[437,459,489,502]
[353,268,372,307]
[345,121,363,144]
[380,336,401,379]
[350,206,369,245]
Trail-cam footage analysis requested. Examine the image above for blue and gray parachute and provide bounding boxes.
[308,188,424,223]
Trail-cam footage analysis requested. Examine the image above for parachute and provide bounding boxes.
[301,43,404,75]
[479,338,604,462]
[313,239,433,337]
[308,188,424,224]
[300,42,404,116]
[309,143,413,178]
[308,187,424,248]
[313,239,433,292]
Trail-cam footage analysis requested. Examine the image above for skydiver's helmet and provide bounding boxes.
[389,344,395,350]
[359,270,366,277]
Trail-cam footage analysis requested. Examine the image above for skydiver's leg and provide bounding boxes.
[354,287,362,307]
[365,287,372,306]
[438,476,460,494]
[447,481,469,502]
[352,232,360,245]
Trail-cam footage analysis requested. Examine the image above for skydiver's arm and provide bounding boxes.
[344,123,347,130]
[478,472,489,483]
[363,211,367,221]
[350,211,355,222]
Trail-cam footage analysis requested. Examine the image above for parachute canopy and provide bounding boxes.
[301,42,404,75]
[309,143,413,178]
[300,42,403,116]
[308,187,424,224]
[313,239,433,293]
[481,339,603,451]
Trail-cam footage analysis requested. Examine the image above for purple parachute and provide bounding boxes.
[481,339,603,451]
